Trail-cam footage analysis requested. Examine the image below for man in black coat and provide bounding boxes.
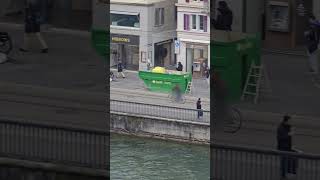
[212,1,233,31]
[176,62,183,71]
[277,115,297,179]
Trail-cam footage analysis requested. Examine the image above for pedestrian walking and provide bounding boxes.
[176,62,183,71]
[277,115,298,179]
[147,58,152,71]
[172,84,182,102]
[212,1,233,31]
[305,15,320,74]
[20,0,48,53]
[196,98,203,119]
[117,60,126,78]
[205,66,210,87]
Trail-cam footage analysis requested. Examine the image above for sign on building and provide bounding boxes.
[174,40,180,54]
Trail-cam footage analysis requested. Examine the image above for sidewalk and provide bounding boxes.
[110,69,210,100]
[1,22,319,121]
[0,23,105,93]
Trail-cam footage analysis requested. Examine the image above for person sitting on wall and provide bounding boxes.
[176,62,183,71]
[212,1,233,31]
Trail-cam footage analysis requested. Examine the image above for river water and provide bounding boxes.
[111,134,210,180]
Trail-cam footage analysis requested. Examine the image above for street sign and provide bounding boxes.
[175,40,180,54]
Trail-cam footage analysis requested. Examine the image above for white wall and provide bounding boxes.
[110,1,177,71]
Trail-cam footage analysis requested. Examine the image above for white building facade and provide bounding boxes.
[110,0,177,71]
[176,0,210,78]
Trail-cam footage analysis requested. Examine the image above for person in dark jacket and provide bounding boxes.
[212,71,228,127]
[176,62,183,71]
[20,0,48,53]
[305,15,319,74]
[196,98,202,119]
[277,115,297,179]
[117,60,125,78]
[212,1,233,31]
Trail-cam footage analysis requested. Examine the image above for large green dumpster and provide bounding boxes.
[211,30,261,101]
[91,29,109,58]
[139,69,192,93]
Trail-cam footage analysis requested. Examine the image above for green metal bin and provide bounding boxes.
[211,31,261,101]
[139,71,192,93]
[91,29,109,58]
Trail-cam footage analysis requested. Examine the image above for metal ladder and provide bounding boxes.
[241,61,271,104]
[185,81,192,94]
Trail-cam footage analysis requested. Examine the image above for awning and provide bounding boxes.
[155,39,173,45]
[110,11,139,16]
[179,38,210,44]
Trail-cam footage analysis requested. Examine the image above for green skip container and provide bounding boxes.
[91,29,109,58]
[211,30,261,102]
[139,70,192,93]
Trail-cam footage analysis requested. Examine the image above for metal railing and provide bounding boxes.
[0,118,109,170]
[211,144,320,180]
[111,99,210,123]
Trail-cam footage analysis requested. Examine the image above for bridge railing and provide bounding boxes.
[0,118,109,170]
[211,143,320,180]
[111,99,210,123]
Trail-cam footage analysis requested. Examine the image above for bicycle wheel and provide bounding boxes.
[0,33,12,54]
[223,107,242,133]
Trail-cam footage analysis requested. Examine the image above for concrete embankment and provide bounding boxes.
[0,157,108,180]
[110,112,210,145]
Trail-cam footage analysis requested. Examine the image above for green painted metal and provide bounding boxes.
[91,29,109,58]
[139,71,192,93]
[211,31,261,102]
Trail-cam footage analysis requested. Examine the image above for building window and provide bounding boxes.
[192,15,197,30]
[155,8,165,26]
[199,15,204,30]
[111,13,140,28]
[185,14,207,32]
[184,14,190,30]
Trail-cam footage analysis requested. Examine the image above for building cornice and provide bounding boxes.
[175,3,207,9]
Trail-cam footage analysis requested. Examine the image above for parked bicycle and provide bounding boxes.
[168,84,186,104]
[168,92,186,104]
[0,32,13,63]
[213,103,242,133]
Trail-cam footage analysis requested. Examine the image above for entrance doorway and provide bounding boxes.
[110,43,139,71]
[154,40,173,68]
[186,44,209,78]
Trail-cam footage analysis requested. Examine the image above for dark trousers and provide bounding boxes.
[197,109,202,119]
[280,156,297,178]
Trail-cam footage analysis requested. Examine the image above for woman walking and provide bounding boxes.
[20,0,48,53]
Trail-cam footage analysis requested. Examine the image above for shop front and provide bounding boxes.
[154,39,175,69]
[110,34,140,71]
[185,43,209,79]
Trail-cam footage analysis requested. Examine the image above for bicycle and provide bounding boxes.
[0,32,13,63]
[168,92,186,104]
[213,104,242,134]
[223,106,242,133]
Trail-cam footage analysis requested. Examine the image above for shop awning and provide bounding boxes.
[179,38,210,44]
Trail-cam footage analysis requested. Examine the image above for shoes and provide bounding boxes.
[41,48,48,53]
[19,48,28,52]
